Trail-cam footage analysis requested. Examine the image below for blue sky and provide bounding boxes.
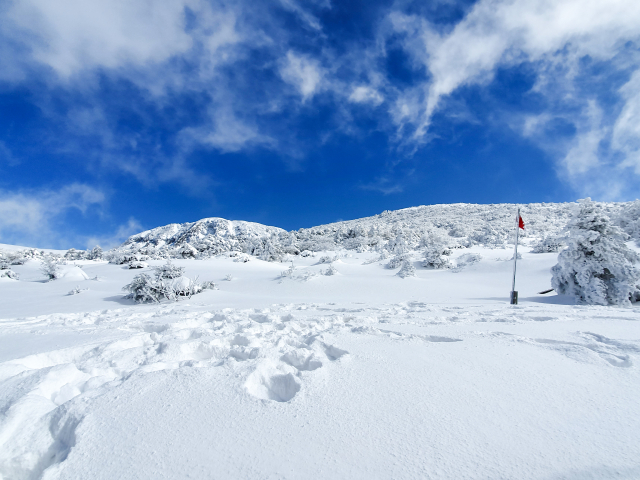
[1,0,639,249]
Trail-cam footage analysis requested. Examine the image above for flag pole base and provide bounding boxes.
[510,291,518,305]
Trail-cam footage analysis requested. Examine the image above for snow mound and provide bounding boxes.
[58,266,90,281]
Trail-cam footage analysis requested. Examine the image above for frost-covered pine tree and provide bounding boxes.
[551,199,640,306]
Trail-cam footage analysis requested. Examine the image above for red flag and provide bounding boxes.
[518,215,525,230]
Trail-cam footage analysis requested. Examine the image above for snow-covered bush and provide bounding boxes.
[40,257,60,280]
[123,274,163,303]
[6,251,27,265]
[396,260,416,278]
[531,236,566,253]
[1,269,19,280]
[128,261,148,269]
[123,273,204,303]
[64,248,87,261]
[225,274,233,281]
[122,260,210,303]
[422,246,453,269]
[233,254,250,263]
[323,264,338,276]
[280,264,295,278]
[452,253,482,272]
[388,231,411,255]
[318,255,337,264]
[551,199,640,306]
[386,253,411,269]
[252,234,285,262]
[201,280,218,290]
[68,285,88,295]
[152,260,185,279]
[87,246,103,260]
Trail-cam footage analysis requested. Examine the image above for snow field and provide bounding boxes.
[0,247,639,478]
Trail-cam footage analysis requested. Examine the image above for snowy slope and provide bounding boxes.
[106,201,640,260]
[1,247,640,479]
[115,217,286,259]
[1,202,640,479]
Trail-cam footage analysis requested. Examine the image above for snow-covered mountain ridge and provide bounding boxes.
[108,201,640,261]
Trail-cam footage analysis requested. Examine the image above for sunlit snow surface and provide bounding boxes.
[1,249,639,479]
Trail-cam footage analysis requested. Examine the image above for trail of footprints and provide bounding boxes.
[2,301,639,478]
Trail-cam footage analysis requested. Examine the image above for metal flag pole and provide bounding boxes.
[510,207,520,305]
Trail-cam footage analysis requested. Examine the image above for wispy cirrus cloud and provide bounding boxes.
[386,0,640,198]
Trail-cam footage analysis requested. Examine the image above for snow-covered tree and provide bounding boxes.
[40,257,61,280]
[64,248,86,260]
[551,199,640,306]
[531,235,566,254]
[422,246,453,269]
[87,246,103,260]
[396,259,416,278]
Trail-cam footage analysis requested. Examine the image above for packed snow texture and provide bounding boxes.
[1,202,640,479]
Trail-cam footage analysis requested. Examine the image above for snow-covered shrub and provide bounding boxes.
[396,260,416,278]
[323,264,338,276]
[299,250,313,257]
[181,244,198,259]
[123,273,204,303]
[123,274,163,303]
[452,253,482,272]
[531,236,566,253]
[225,274,233,281]
[201,281,218,290]
[252,234,285,262]
[40,257,60,280]
[152,260,185,279]
[68,285,88,295]
[128,261,148,269]
[551,199,640,306]
[64,248,87,261]
[233,254,250,263]
[469,225,508,248]
[386,253,411,269]
[1,269,19,280]
[6,251,27,265]
[388,232,411,255]
[280,264,295,278]
[87,246,103,260]
[422,246,453,269]
[170,276,204,298]
[318,255,337,264]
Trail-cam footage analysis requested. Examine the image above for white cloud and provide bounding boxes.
[386,0,640,197]
[359,176,404,195]
[0,183,106,247]
[349,86,384,106]
[85,217,142,249]
[2,0,194,78]
[280,51,324,100]
[391,0,640,137]
[613,70,640,174]
[182,107,275,153]
[561,101,605,177]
